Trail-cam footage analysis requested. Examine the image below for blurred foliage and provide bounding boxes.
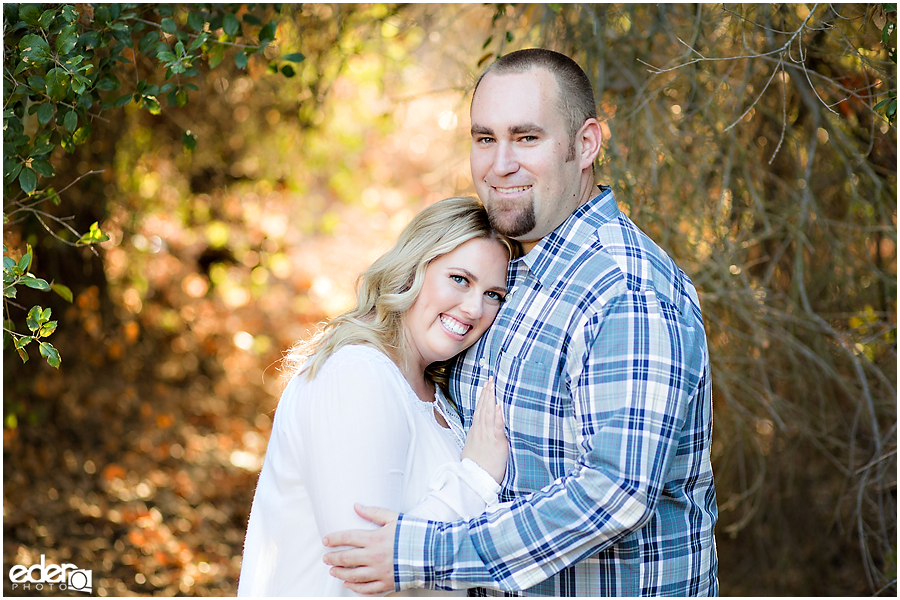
[2,3,896,596]
[3,3,294,366]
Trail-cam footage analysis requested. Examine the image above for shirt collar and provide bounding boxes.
[512,186,618,288]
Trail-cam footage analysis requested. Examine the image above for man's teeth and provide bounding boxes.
[496,185,530,193]
[441,315,470,335]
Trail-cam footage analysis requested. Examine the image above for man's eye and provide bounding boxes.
[476,137,495,144]
[521,136,537,142]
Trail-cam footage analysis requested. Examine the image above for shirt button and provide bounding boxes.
[479,358,487,367]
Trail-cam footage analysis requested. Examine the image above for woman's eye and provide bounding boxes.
[485,291,506,303]
[451,274,468,285]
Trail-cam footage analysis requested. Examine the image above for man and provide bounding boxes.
[323,48,719,596]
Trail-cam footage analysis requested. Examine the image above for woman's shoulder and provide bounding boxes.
[322,344,396,372]
[309,344,406,392]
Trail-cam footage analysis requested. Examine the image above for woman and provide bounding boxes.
[238,197,518,596]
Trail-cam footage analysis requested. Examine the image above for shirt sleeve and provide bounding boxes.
[394,291,706,592]
[292,348,498,541]
[405,458,499,522]
[294,351,414,539]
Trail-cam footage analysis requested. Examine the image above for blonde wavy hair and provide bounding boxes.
[284,196,519,400]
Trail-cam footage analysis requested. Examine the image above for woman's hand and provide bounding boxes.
[460,377,508,484]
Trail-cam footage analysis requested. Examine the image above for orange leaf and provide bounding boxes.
[102,463,127,481]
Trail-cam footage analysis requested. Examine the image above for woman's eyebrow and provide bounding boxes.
[451,268,508,294]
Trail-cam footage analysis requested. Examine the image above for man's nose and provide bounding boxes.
[491,142,519,176]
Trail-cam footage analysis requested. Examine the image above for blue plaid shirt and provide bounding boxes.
[394,187,718,596]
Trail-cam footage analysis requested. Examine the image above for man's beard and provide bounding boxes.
[486,199,536,238]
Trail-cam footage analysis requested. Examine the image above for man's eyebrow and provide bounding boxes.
[509,123,546,136]
[470,124,547,136]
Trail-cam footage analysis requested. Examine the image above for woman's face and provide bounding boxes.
[404,237,509,372]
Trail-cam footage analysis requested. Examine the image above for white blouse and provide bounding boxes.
[238,345,499,597]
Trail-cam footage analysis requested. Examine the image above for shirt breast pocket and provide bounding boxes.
[496,352,552,404]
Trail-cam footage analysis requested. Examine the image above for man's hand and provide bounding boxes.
[322,504,399,595]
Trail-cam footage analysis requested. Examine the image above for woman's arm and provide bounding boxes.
[406,379,507,521]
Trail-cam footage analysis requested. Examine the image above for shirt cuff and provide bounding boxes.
[457,458,501,507]
[394,512,433,590]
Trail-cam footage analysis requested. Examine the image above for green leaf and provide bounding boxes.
[4,285,17,299]
[18,168,38,194]
[280,64,295,78]
[281,52,305,63]
[71,74,89,95]
[19,4,42,25]
[61,5,78,23]
[38,8,56,29]
[78,31,101,49]
[65,54,85,69]
[18,34,53,67]
[182,130,197,152]
[40,320,58,337]
[16,345,29,363]
[208,44,225,69]
[72,123,92,145]
[113,93,133,107]
[188,31,208,51]
[259,21,277,44]
[26,306,43,332]
[56,23,78,54]
[30,141,54,157]
[17,249,32,273]
[15,336,33,350]
[95,75,121,91]
[39,342,61,368]
[5,161,23,184]
[64,110,78,132]
[223,13,240,37]
[31,159,55,178]
[187,11,205,32]
[161,17,177,34]
[27,75,47,92]
[36,103,54,126]
[51,282,74,303]
[45,68,70,102]
[143,95,161,115]
[235,50,249,69]
[175,89,188,107]
[77,222,109,244]
[138,30,160,53]
[22,274,51,291]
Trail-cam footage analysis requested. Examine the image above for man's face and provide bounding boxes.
[470,68,587,252]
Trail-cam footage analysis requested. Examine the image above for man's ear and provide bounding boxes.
[578,119,603,171]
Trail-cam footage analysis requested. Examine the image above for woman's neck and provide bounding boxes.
[402,367,435,404]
